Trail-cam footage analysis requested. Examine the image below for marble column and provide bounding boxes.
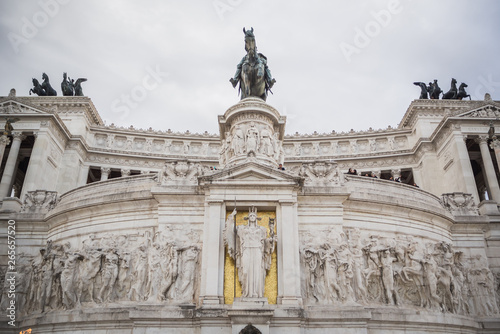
[477,135,500,203]
[0,135,10,163]
[121,169,131,177]
[100,167,110,181]
[455,134,480,203]
[199,200,225,305]
[0,132,25,198]
[490,137,500,171]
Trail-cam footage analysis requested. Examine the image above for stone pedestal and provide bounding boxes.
[218,97,286,168]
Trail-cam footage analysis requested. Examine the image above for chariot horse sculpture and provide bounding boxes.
[230,27,276,101]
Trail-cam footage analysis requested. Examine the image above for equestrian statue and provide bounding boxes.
[230,27,276,101]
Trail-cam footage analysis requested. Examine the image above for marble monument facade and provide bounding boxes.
[0,93,499,333]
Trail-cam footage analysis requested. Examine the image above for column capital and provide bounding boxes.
[121,168,131,177]
[0,135,10,146]
[101,167,111,175]
[475,135,489,144]
[11,131,26,141]
[490,137,500,149]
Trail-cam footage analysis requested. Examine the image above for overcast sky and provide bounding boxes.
[1,0,499,136]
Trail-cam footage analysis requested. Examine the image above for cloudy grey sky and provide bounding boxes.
[1,0,499,135]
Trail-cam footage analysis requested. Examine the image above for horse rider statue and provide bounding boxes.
[230,27,276,101]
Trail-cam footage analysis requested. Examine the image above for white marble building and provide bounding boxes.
[0,90,500,333]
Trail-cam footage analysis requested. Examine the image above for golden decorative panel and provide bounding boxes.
[223,210,277,304]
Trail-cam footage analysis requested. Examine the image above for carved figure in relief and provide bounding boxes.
[322,246,341,301]
[146,241,163,301]
[128,243,148,301]
[60,253,82,309]
[421,253,441,310]
[275,140,285,165]
[160,242,179,300]
[245,123,260,154]
[337,243,356,302]
[259,127,274,156]
[38,248,55,312]
[224,207,276,298]
[97,250,119,303]
[175,246,199,302]
[379,249,398,305]
[115,251,132,300]
[302,247,324,302]
[232,126,245,155]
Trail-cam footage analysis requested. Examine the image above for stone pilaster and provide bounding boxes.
[277,200,302,305]
[199,200,225,305]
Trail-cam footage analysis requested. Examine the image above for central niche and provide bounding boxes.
[223,209,278,304]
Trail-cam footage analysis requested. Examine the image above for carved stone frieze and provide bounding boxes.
[289,160,344,187]
[441,192,479,216]
[5,229,202,314]
[466,105,500,118]
[160,159,209,185]
[21,190,59,213]
[299,228,499,316]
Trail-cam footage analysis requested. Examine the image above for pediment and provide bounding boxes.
[200,161,303,185]
[455,103,500,119]
[0,99,48,115]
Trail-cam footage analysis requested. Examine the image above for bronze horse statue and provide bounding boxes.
[41,73,57,96]
[29,78,47,96]
[429,79,442,99]
[442,78,458,99]
[413,82,428,99]
[457,83,471,100]
[230,27,276,101]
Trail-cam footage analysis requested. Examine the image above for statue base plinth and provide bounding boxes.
[232,297,269,307]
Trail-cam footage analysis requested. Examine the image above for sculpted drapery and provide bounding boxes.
[224,206,276,298]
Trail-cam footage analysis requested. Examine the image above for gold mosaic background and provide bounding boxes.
[223,210,277,304]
